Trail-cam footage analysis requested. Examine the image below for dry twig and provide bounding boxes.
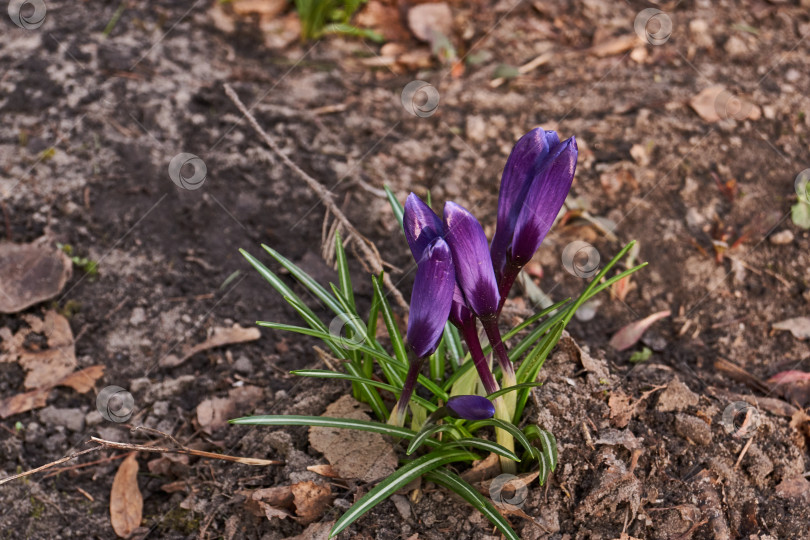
[223,83,408,310]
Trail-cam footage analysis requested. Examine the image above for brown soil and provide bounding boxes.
[1,0,809,539]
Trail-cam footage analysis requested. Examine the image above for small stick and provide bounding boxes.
[89,436,282,466]
[223,83,408,311]
[734,437,754,469]
[0,446,101,486]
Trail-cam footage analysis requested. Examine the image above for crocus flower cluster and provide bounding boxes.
[390,127,577,429]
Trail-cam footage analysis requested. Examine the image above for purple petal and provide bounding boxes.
[511,136,577,266]
[406,237,455,358]
[446,395,495,420]
[491,128,560,276]
[448,283,474,328]
[404,193,444,263]
[443,202,500,319]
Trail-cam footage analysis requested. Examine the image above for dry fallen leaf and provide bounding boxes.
[196,385,264,432]
[407,2,452,43]
[160,324,261,368]
[589,34,641,57]
[0,387,50,419]
[291,481,332,524]
[460,452,501,484]
[58,364,105,393]
[110,453,143,538]
[1,310,77,389]
[0,241,72,313]
[768,370,810,407]
[288,520,336,540]
[309,395,397,482]
[775,475,810,500]
[609,310,671,351]
[231,0,286,18]
[689,85,761,123]
[772,317,810,340]
[307,464,341,478]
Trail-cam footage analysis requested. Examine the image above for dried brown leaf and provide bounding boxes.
[772,317,810,340]
[57,365,105,393]
[291,481,332,524]
[589,34,641,57]
[110,453,143,538]
[160,324,260,368]
[196,385,264,433]
[0,387,50,418]
[0,242,72,313]
[609,310,671,351]
[309,395,397,482]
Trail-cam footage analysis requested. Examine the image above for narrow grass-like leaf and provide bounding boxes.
[525,425,558,471]
[443,323,463,371]
[364,288,381,378]
[330,448,479,538]
[291,370,437,412]
[424,468,519,540]
[466,418,534,453]
[444,438,521,461]
[262,244,345,317]
[384,185,404,227]
[334,231,356,312]
[407,424,463,455]
[430,338,445,382]
[486,382,543,401]
[372,274,408,368]
[240,249,321,324]
[229,415,415,438]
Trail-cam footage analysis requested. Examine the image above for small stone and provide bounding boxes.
[130,307,146,326]
[39,406,86,432]
[675,414,712,445]
[769,230,794,245]
[233,355,253,374]
[465,115,486,143]
[657,379,699,412]
[689,19,713,48]
[24,422,44,444]
[391,494,412,521]
[85,410,104,427]
[724,35,748,57]
[152,400,169,417]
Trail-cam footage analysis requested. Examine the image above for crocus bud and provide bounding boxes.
[406,237,455,358]
[446,395,496,420]
[489,129,577,304]
[491,128,561,279]
[443,201,500,320]
[404,193,444,263]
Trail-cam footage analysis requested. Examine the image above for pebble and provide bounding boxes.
[724,35,748,57]
[130,307,146,326]
[657,379,699,412]
[39,406,86,432]
[769,230,794,245]
[85,410,103,427]
[233,355,253,374]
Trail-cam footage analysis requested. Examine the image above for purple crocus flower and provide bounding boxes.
[391,195,455,426]
[490,128,578,307]
[446,395,495,420]
[443,201,501,320]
